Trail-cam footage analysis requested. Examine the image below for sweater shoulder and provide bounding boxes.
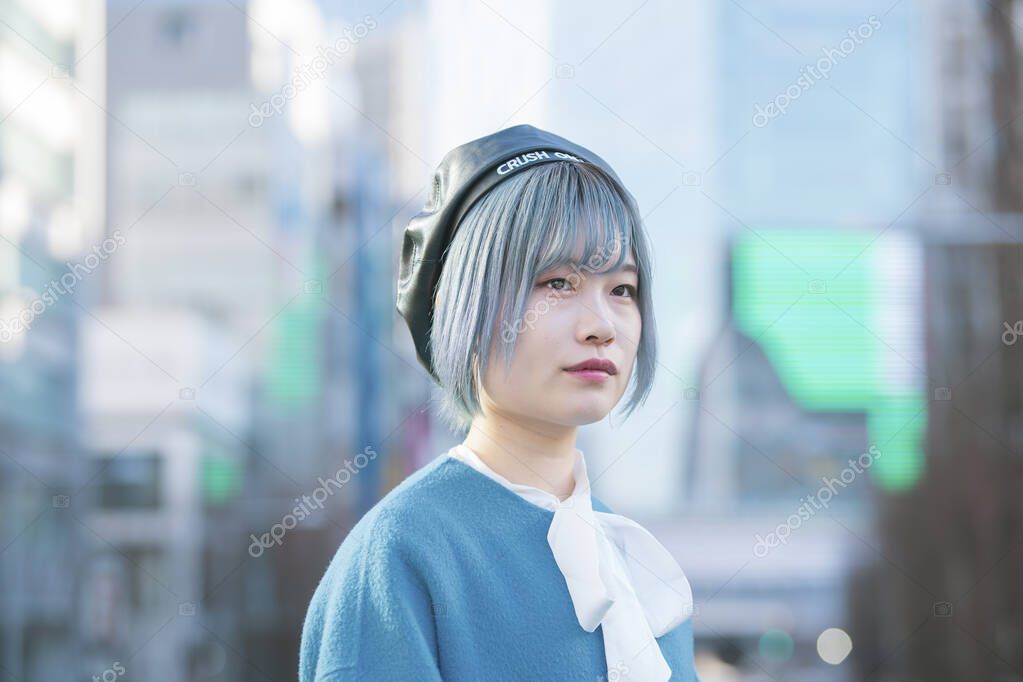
[307,456,465,609]
[373,453,469,517]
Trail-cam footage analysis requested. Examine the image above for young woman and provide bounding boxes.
[299,124,699,681]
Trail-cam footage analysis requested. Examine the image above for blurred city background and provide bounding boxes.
[1,0,1022,680]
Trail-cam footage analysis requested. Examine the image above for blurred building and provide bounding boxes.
[0,0,105,679]
[667,2,931,678]
[853,1,1023,678]
[925,0,999,212]
[92,0,354,678]
[78,308,251,681]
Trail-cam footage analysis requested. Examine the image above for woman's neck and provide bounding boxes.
[462,412,579,500]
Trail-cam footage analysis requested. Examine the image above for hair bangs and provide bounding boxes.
[530,164,638,278]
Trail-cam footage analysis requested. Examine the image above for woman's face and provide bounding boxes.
[477,249,642,428]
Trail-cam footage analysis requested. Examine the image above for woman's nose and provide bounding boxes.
[576,296,616,345]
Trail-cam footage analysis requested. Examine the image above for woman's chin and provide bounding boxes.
[551,402,615,426]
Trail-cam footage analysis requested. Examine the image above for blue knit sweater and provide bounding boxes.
[299,453,699,681]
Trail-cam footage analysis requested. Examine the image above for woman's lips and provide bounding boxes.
[563,368,613,382]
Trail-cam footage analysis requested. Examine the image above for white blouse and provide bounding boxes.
[448,444,694,682]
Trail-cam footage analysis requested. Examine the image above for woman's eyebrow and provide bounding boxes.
[591,264,639,281]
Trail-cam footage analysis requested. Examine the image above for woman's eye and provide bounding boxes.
[542,277,572,291]
[613,284,637,298]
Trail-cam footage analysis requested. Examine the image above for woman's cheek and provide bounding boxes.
[609,312,639,359]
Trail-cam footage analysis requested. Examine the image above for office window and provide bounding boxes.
[96,453,162,509]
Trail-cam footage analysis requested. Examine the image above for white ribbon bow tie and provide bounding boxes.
[548,493,694,682]
[447,444,693,682]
